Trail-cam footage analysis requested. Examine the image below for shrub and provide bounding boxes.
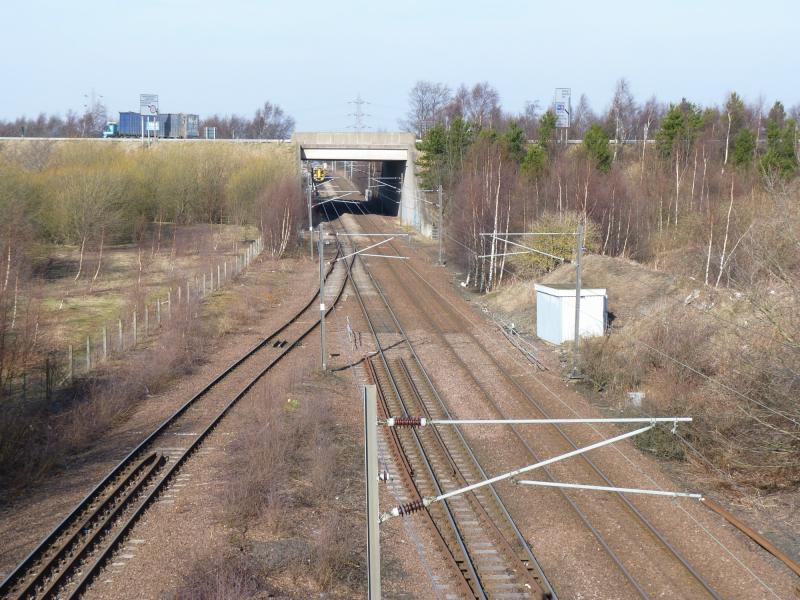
[510,211,600,278]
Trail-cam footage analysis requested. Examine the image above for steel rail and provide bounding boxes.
[353,232,559,598]
[365,214,722,599]
[319,198,487,598]
[342,241,486,599]
[0,246,348,600]
[324,184,554,598]
[396,357,557,596]
[67,257,352,598]
[339,226,553,599]
[366,359,480,600]
[10,453,165,599]
[346,200,561,596]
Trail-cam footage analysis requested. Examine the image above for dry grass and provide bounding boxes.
[0,295,207,493]
[578,288,800,491]
[0,252,298,495]
[176,366,366,598]
[174,552,271,600]
[35,223,257,348]
[488,234,800,492]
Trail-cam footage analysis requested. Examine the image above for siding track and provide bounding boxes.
[0,246,351,600]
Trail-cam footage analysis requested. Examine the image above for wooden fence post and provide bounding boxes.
[45,354,52,400]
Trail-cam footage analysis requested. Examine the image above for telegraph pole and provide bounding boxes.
[571,223,584,379]
[437,185,444,265]
[307,181,314,260]
[318,222,327,371]
[363,384,381,599]
[367,164,371,202]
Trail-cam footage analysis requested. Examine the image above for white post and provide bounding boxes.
[571,223,584,379]
[319,222,327,371]
[363,384,381,599]
[102,326,108,361]
[306,181,314,260]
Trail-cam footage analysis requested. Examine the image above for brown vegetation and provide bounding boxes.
[411,79,799,492]
[576,183,800,490]
[175,368,366,598]
[0,141,304,494]
[0,289,205,491]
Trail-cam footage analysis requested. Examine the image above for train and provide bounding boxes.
[102,111,200,139]
[312,165,327,183]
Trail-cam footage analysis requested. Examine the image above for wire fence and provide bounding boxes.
[5,236,264,403]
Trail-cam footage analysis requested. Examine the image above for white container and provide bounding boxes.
[534,283,607,345]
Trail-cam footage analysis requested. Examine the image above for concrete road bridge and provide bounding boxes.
[292,132,428,232]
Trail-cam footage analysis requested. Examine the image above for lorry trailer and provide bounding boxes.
[103,112,200,138]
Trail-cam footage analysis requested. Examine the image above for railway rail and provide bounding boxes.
[317,191,554,599]
[0,243,352,600]
[348,208,723,598]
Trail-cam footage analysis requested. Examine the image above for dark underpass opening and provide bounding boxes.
[304,159,404,218]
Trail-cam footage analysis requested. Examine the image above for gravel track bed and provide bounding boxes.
[354,213,796,599]
[0,256,318,579]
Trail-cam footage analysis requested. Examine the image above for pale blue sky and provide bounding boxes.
[2,0,797,130]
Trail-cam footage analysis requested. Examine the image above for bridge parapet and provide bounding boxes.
[293,132,425,233]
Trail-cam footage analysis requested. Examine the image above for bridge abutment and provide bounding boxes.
[293,132,430,233]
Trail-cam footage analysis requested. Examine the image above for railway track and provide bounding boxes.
[349,209,723,598]
[333,214,554,599]
[0,242,351,600]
